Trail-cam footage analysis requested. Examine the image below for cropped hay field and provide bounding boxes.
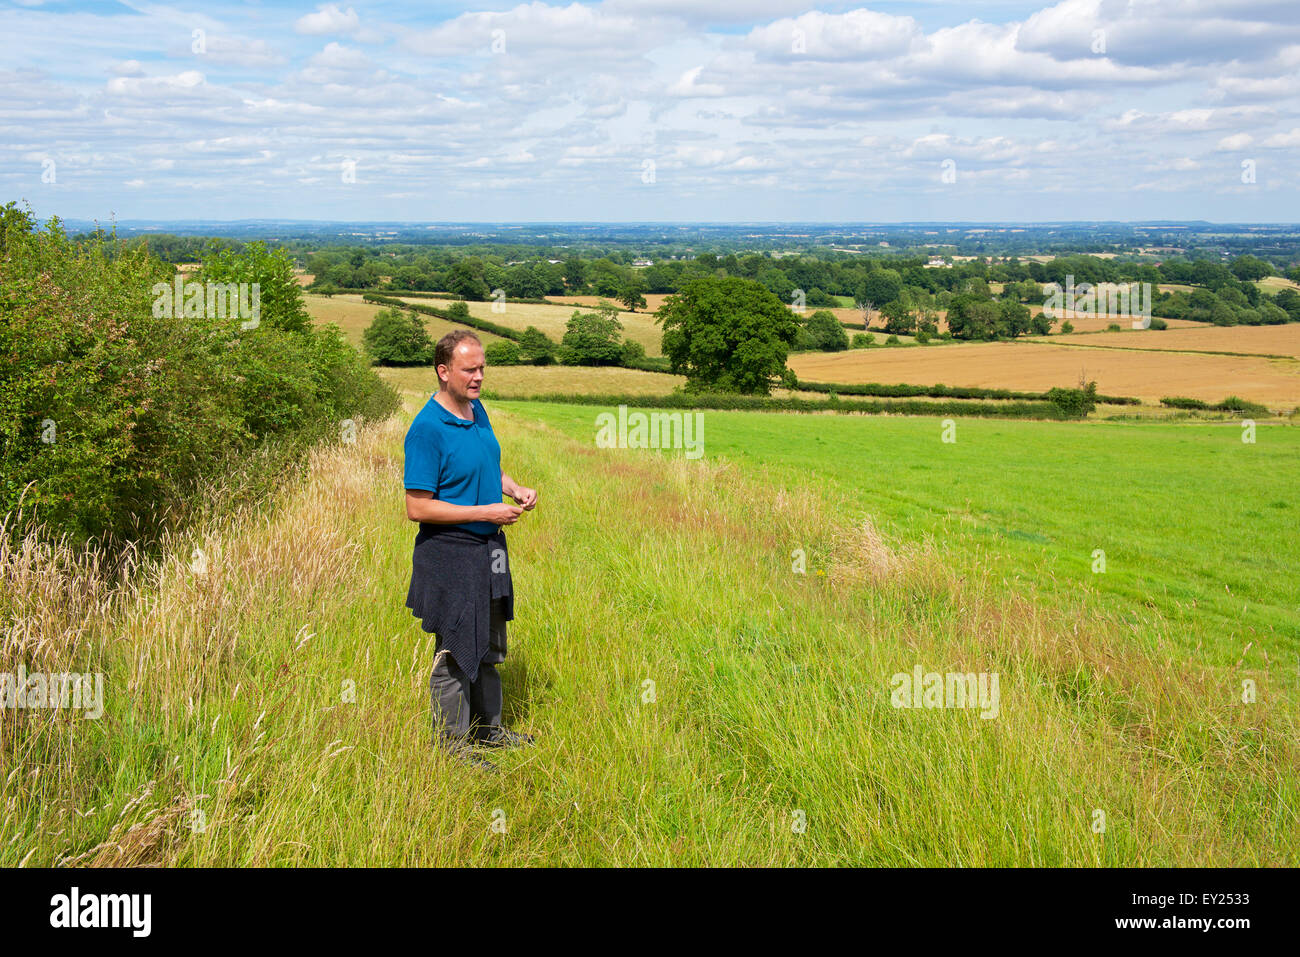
[1031,323,1300,358]
[406,298,666,357]
[787,341,1300,409]
[819,306,1198,335]
[1256,276,1300,293]
[379,363,687,399]
[306,294,509,349]
[547,293,674,313]
[378,364,971,406]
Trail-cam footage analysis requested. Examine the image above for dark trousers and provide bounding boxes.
[430,597,508,747]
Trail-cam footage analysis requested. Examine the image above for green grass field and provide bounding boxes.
[4,401,1295,866]
[497,403,1300,658]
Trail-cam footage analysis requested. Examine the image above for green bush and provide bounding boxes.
[520,326,557,365]
[803,309,849,351]
[851,333,870,349]
[362,307,435,366]
[1216,396,1269,416]
[559,305,625,366]
[489,390,1071,419]
[886,334,901,345]
[0,206,398,551]
[1160,395,1269,416]
[1045,381,1099,418]
[1160,396,1210,410]
[1149,317,1168,330]
[484,340,523,366]
[620,340,647,365]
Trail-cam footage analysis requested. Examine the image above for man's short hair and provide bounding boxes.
[435,329,483,375]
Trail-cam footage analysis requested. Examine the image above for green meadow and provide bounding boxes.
[5,396,1295,866]
[497,402,1300,665]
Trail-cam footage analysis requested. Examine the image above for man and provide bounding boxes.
[403,329,539,772]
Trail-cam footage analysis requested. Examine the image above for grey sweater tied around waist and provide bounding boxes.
[406,523,513,683]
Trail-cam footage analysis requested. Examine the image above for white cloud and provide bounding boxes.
[667,66,724,97]
[296,5,361,36]
[1261,128,1300,148]
[1216,132,1253,150]
[106,71,206,97]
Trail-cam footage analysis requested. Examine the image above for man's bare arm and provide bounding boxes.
[501,471,538,510]
[406,489,521,525]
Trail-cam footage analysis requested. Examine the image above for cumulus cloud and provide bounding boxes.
[5,0,1299,218]
[296,4,360,36]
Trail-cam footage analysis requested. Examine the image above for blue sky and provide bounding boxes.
[3,0,1299,222]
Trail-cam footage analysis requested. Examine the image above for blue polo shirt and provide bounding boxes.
[403,395,502,537]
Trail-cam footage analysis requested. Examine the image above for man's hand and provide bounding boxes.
[482,503,525,526]
[510,486,538,510]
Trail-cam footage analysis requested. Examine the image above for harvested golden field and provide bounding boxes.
[788,341,1300,410]
[815,305,1197,335]
[1026,306,1202,332]
[1256,276,1300,293]
[436,298,665,356]
[548,293,674,313]
[305,293,508,349]
[1031,323,1300,357]
[377,363,1010,408]
[378,363,686,398]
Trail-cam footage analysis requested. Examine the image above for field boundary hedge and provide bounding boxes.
[795,379,1141,405]
[484,390,1082,419]
[1160,395,1271,416]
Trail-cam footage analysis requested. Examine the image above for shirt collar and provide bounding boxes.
[431,395,476,428]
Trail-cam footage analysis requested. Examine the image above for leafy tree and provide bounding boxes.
[620,339,647,365]
[484,340,523,366]
[802,309,850,351]
[997,299,1032,337]
[1230,255,1272,282]
[394,265,425,289]
[519,326,557,365]
[448,260,490,301]
[860,269,904,308]
[562,257,587,292]
[758,267,796,301]
[1273,288,1300,321]
[588,259,625,297]
[559,305,625,365]
[617,273,648,312]
[657,277,799,395]
[197,241,311,334]
[0,200,35,255]
[945,295,1000,340]
[505,264,546,300]
[362,308,434,366]
[879,299,916,335]
[1047,381,1099,417]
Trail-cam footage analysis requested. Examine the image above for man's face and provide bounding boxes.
[439,342,485,403]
